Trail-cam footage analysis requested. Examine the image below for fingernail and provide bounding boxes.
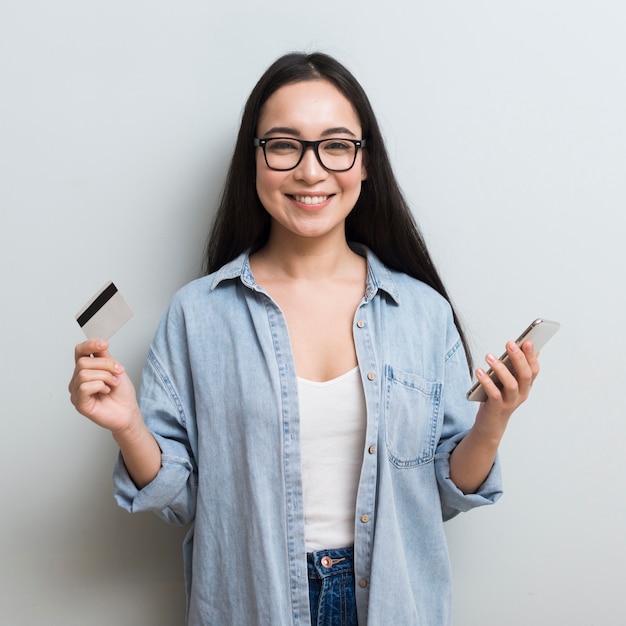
[485,354,496,364]
[477,368,486,377]
[114,363,123,373]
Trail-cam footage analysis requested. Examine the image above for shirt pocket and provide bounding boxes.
[384,364,442,468]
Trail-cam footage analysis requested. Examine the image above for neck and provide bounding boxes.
[252,231,360,281]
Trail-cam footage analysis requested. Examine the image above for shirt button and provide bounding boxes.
[356,320,365,328]
[359,578,368,588]
[367,372,376,381]
[368,445,376,454]
[361,514,370,523]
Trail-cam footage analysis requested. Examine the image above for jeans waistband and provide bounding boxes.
[307,546,354,580]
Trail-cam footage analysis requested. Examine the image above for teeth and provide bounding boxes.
[295,195,328,205]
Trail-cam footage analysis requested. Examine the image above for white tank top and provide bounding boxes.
[297,366,367,552]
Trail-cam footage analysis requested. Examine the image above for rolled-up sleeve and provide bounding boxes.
[434,335,503,521]
[435,430,503,520]
[112,302,199,526]
[113,437,195,525]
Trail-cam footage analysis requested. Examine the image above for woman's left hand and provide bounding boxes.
[473,340,541,438]
[450,340,540,494]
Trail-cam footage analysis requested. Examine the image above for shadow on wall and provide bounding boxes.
[72,444,189,623]
[16,438,189,625]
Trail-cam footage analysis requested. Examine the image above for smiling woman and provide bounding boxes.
[69,51,542,626]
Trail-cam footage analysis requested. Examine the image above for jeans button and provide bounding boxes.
[321,556,333,568]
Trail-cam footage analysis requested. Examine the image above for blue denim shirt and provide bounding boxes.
[113,246,502,626]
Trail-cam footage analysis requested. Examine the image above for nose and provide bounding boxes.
[293,145,328,182]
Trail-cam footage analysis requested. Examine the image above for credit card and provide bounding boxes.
[75,281,133,339]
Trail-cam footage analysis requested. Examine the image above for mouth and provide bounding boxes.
[291,194,332,206]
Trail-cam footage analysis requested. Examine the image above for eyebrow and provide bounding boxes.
[261,126,357,138]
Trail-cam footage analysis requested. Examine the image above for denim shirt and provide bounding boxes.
[113,246,502,626]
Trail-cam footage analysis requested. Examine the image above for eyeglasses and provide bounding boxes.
[254,137,366,172]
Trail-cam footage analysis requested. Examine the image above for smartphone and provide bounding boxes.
[466,318,560,402]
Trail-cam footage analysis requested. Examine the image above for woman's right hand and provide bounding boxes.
[69,339,141,435]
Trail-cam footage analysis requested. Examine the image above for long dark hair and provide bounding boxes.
[203,52,473,370]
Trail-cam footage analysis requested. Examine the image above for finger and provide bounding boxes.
[494,342,533,399]
[508,341,539,393]
[475,365,504,402]
[70,375,115,417]
[69,363,119,399]
[76,354,124,375]
[483,349,523,399]
[74,339,110,361]
[520,340,541,381]
[507,341,532,377]
[74,366,122,389]
[70,343,124,397]
[73,338,124,377]
[72,378,113,403]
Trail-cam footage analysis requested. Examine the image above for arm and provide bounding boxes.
[449,339,540,494]
[69,339,161,488]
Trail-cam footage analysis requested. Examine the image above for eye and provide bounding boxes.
[265,139,300,154]
[321,139,353,154]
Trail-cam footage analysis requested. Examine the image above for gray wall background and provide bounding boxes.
[2,1,624,624]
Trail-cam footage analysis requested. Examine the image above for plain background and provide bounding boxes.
[2,1,624,624]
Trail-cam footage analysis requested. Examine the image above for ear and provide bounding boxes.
[360,152,368,181]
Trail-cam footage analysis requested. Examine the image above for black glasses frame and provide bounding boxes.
[254,137,366,172]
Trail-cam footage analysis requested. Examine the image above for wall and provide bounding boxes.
[2,1,624,624]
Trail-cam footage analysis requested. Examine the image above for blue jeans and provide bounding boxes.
[307,547,358,626]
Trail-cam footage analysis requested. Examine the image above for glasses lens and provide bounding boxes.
[318,139,357,171]
[263,139,303,170]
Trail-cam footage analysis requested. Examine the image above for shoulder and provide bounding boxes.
[362,247,462,352]
[362,246,451,313]
[391,268,449,302]
[168,252,251,310]
[161,276,214,323]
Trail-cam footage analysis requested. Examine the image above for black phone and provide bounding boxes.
[466,318,560,402]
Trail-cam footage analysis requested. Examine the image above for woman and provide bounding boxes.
[69,52,539,625]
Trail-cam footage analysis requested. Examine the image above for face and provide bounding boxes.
[255,79,367,244]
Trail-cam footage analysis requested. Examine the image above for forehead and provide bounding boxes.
[257,79,361,135]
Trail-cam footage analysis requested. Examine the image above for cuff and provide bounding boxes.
[112,434,194,523]
[435,431,504,520]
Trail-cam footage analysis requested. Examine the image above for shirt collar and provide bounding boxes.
[351,243,400,304]
[209,244,401,305]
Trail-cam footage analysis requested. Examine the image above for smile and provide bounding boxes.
[293,195,330,205]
